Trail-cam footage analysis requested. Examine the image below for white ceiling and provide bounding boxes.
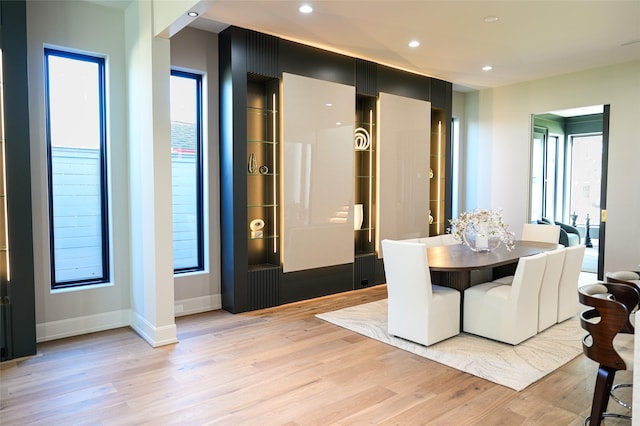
[190,0,640,91]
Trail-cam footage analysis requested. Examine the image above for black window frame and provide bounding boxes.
[44,48,110,289]
[171,69,204,274]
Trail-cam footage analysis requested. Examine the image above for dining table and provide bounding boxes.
[427,240,561,330]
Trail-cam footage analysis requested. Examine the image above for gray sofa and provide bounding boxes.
[537,217,581,247]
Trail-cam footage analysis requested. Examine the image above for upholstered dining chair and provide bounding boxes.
[579,282,637,426]
[521,223,561,245]
[537,247,567,332]
[463,252,547,345]
[381,239,460,346]
[557,244,587,323]
[489,248,566,332]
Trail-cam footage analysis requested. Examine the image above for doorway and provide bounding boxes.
[529,105,610,278]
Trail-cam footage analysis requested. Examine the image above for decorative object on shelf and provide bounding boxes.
[353,127,370,151]
[428,210,434,225]
[354,204,364,230]
[429,168,434,179]
[249,218,265,239]
[449,208,515,252]
[259,165,269,175]
[248,152,257,174]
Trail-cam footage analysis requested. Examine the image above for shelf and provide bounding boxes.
[355,227,375,232]
[248,172,277,177]
[247,139,277,145]
[247,106,278,114]
[249,235,278,241]
[248,263,279,272]
[248,203,279,208]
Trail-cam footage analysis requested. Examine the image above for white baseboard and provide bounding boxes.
[34,293,222,344]
[174,294,222,317]
[130,311,178,347]
[36,309,131,343]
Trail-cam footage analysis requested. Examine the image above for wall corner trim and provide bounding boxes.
[130,312,179,348]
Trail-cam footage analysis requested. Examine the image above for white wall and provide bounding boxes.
[27,1,131,341]
[461,60,640,273]
[170,27,222,315]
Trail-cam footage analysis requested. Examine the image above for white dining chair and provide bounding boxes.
[537,247,566,332]
[522,223,561,245]
[556,244,586,322]
[495,247,567,332]
[382,239,460,346]
[463,253,547,345]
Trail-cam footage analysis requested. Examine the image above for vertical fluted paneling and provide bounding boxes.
[355,59,377,97]
[248,267,280,310]
[246,30,279,78]
[354,254,376,288]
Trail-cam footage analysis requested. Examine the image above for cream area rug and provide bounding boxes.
[316,299,584,391]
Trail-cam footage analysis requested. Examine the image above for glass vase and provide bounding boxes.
[463,222,502,252]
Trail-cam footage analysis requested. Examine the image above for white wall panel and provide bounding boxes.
[282,73,355,273]
[377,92,430,257]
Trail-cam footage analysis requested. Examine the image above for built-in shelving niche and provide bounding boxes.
[354,95,377,288]
[429,107,447,236]
[247,76,280,269]
[354,95,376,255]
[246,75,281,309]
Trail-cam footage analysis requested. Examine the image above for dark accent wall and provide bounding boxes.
[355,59,377,97]
[246,30,278,78]
[377,64,430,100]
[219,26,453,312]
[219,27,250,313]
[279,39,354,86]
[0,0,37,360]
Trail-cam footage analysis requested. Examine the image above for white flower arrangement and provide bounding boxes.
[448,208,515,251]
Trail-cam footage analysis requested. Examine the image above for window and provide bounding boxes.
[570,134,602,226]
[530,129,561,221]
[44,48,109,288]
[170,70,204,273]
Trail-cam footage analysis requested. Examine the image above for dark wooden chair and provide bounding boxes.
[606,270,640,314]
[606,270,640,290]
[579,282,638,425]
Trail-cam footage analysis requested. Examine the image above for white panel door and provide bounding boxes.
[282,73,355,273]
[377,92,431,257]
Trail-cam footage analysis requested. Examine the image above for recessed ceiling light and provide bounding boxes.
[408,40,420,48]
[482,65,493,71]
[483,15,499,23]
[325,103,333,107]
[187,11,199,17]
[299,4,313,14]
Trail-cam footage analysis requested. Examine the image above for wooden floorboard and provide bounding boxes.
[0,284,633,425]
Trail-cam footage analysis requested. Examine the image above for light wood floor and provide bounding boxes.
[0,284,632,425]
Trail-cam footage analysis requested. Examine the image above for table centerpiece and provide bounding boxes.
[449,208,515,252]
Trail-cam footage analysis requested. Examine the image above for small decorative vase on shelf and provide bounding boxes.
[462,222,501,252]
[248,153,257,174]
[354,204,364,230]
